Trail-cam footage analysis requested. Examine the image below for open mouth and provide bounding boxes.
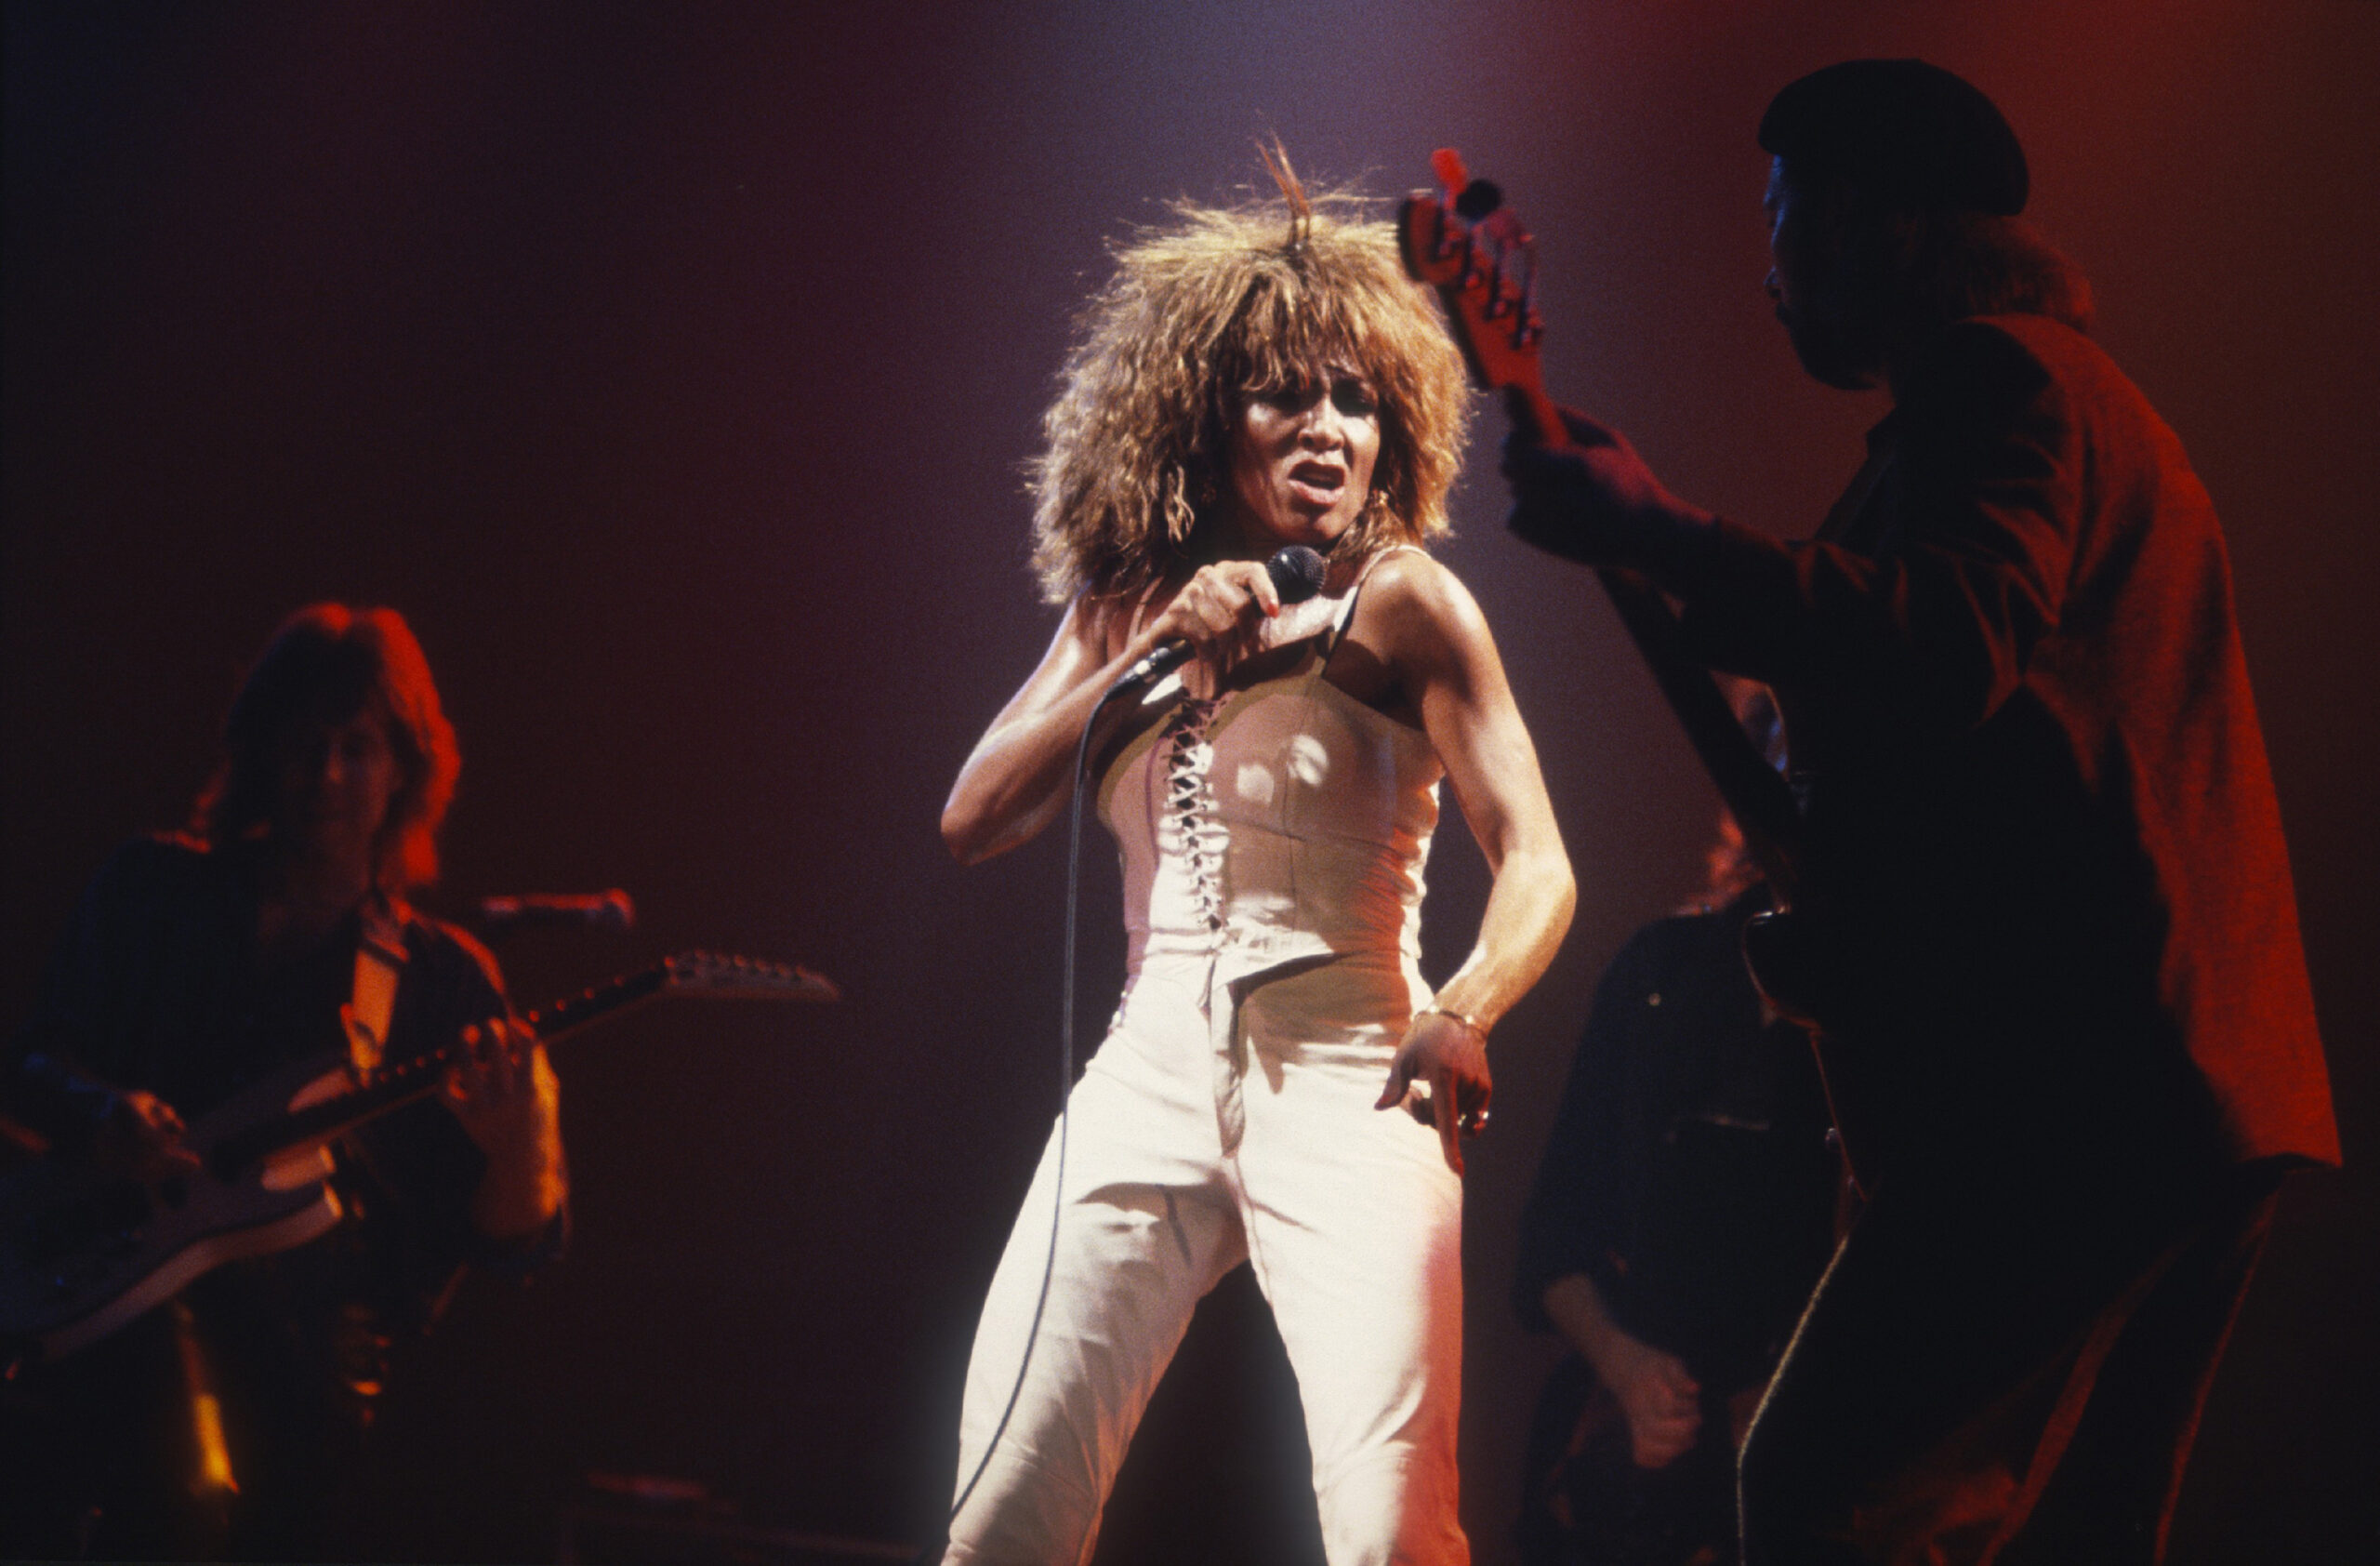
[1288,461,1345,503]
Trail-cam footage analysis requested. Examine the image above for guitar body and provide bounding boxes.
[0,1053,350,1361]
[0,949,837,1363]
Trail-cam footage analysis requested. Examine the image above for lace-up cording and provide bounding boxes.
[1159,696,1228,933]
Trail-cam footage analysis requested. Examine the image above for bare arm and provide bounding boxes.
[941,561,1286,866]
[941,595,1137,866]
[1368,554,1577,1173]
[1405,558,1576,1031]
[1502,325,2085,732]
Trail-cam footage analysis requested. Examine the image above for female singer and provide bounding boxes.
[939,166,1575,1566]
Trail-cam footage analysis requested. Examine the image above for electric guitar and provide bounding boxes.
[0,950,839,1363]
[1399,152,1875,1190]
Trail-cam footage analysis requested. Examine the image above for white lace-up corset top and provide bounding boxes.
[1096,551,1444,990]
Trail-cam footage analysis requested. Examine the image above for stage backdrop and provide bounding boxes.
[7,3,2374,1561]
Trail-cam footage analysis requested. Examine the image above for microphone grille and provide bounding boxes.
[1267,545,1329,606]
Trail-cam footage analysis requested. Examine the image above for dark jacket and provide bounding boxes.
[1655,313,2334,1174]
[1514,899,1837,1392]
[3,835,557,1557]
[6,833,548,1327]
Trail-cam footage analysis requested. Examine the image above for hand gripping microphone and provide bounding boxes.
[1107,544,1329,697]
[937,538,1328,1558]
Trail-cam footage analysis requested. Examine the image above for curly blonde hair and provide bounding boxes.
[1028,179,1472,604]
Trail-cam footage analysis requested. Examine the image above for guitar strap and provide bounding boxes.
[156,901,407,1512]
[342,897,409,1074]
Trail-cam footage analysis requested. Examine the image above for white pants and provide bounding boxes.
[945,951,1468,1566]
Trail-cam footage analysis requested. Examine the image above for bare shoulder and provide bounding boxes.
[1355,549,1495,664]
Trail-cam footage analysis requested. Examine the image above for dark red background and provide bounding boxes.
[7,3,2373,1560]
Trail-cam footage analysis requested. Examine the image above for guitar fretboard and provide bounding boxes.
[206,964,675,1177]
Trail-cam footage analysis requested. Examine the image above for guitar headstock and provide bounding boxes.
[659,950,841,1003]
[1399,149,1570,450]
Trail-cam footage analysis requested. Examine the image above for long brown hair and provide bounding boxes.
[190,603,459,892]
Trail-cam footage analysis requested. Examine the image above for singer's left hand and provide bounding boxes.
[1376,1010,1493,1175]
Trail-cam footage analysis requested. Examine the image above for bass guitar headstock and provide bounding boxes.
[1398,149,1573,452]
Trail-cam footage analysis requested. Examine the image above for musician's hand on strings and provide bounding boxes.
[90,1089,201,1184]
[445,1015,542,1134]
[1375,1009,1493,1175]
[1501,395,1712,568]
[446,1016,568,1238]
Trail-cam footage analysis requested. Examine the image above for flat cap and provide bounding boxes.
[1759,59,2028,215]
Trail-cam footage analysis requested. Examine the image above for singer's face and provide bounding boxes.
[1223,364,1382,553]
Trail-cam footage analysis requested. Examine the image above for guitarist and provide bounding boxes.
[1513,695,1837,1566]
[1501,60,2339,1565]
[2,603,567,1560]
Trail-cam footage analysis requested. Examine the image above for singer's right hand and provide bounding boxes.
[1144,560,1282,695]
[945,557,1289,865]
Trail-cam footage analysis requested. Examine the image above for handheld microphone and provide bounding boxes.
[1108,544,1329,695]
[476,889,636,932]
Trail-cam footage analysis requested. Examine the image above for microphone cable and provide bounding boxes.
[925,678,1119,1564]
[920,545,1321,1563]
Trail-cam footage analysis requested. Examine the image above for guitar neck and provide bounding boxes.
[1588,569,1803,900]
[210,965,674,1176]
[1480,283,1801,892]
[1396,158,1803,900]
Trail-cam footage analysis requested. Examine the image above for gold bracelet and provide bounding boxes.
[1417,1004,1488,1040]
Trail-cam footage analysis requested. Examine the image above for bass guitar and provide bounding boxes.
[1398,151,1874,1192]
[0,950,838,1363]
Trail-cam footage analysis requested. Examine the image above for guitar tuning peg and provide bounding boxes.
[1453,179,1503,222]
